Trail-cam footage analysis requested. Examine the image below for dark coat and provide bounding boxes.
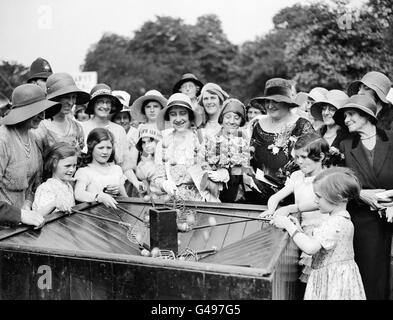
[0,201,21,226]
[339,129,393,300]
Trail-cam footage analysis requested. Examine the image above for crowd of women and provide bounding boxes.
[0,57,393,300]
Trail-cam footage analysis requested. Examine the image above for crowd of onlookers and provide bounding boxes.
[0,57,392,300]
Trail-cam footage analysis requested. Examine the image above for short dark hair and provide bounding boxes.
[85,128,116,164]
[294,132,330,162]
[43,142,77,181]
[313,167,361,204]
[141,99,164,116]
[164,106,195,122]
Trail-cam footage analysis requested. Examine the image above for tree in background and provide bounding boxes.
[0,61,29,99]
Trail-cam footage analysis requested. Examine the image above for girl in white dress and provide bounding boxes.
[74,128,127,209]
[32,142,77,214]
[260,133,330,282]
[271,167,366,300]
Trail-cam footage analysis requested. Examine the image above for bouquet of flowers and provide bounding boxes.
[268,123,297,156]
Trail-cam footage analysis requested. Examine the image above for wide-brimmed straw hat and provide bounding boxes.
[308,87,328,102]
[27,57,53,82]
[135,127,162,152]
[348,71,392,104]
[156,93,203,131]
[250,78,299,108]
[218,98,246,127]
[310,90,349,122]
[172,73,204,94]
[131,90,167,122]
[333,94,378,127]
[46,73,90,105]
[0,84,60,125]
[85,84,122,115]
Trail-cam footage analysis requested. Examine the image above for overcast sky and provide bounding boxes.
[0,0,366,74]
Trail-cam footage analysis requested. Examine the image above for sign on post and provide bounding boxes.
[72,72,98,94]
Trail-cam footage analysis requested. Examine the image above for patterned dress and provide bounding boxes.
[153,129,204,201]
[0,126,42,208]
[33,118,85,153]
[304,210,366,300]
[32,178,75,212]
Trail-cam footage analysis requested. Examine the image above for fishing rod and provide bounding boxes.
[195,209,271,222]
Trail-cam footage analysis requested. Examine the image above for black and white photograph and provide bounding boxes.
[0,0,392,305]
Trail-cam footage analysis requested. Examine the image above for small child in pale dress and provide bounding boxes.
[134,127,165,200]
[272,167,366,300]
[260,133,330,282]
[74,128,127,209]
[32,142,77,214]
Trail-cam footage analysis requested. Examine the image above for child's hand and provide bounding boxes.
[259,209,274,219]
[270,215,293,230]
[274,206,292,217]
[56,201,73,213]
[21,209,45,227]
[97,192,118,209]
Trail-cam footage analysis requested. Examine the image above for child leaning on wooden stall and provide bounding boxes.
[271,167,366,300]
[134,127,166,200]
[201,98,252,203]
[32,142,77,215]
[260,133,330,283]
[74,128,127,209]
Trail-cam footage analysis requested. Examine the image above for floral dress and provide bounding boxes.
[202,128,251,202]
[304,210,366,300]
[32,178,75,212]
[152,129,204,201]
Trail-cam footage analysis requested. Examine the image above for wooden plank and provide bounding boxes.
[0,251,31,299]
[91,261,114,300]
[69,259,92,300]
[156,268,205,299]
[113,263,158,299]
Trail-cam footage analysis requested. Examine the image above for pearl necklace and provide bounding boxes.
[360,133,377,140]
[14,129,31,159]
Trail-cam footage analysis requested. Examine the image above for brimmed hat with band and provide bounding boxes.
[333,94,378,127]
[348,71,392,104]
[135,127,162,152]
[250,78,299,108]
[131,90,167,123]
[172,73,204,94]
[46,73,90,105]
[27,57,53,83]
[0,84,60,125]
[85,84,122,115]
[218,98,246,127]
[310,90,349,122]
[156,93,203,131]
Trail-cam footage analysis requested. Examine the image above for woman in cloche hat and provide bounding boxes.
[0,84,60,209]
[247,78,315,205]
[334,94,393,300]
[34,73,90,154]
[80,83,145,195]
[151,93,207,202]
[310,89,349,148]
[202,98,251,203]
[348,71,393,131]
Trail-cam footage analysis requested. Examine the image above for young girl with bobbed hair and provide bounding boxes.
[260,132,330,283]
[74,128,127,209]
[32,142,77,214]
[271,167,366,300]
